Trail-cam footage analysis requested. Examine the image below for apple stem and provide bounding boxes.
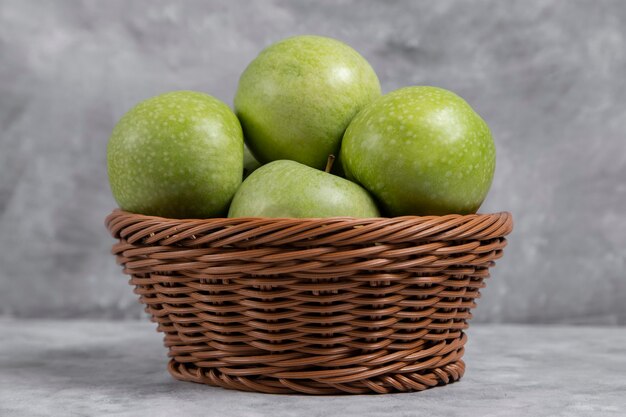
[325,154,336,173]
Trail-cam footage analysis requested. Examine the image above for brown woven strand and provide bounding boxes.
[106,210,513,395]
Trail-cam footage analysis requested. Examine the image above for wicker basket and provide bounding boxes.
[106,209,512,395]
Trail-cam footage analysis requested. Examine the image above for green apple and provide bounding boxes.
[340,86,495,216]
[235,35,381,170]
[243,145,262,179]
[228,160,380,218]
[107,91,243,218]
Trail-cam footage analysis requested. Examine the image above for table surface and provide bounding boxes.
[1,320,625,417]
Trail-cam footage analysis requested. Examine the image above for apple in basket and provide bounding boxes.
[234,35,381,171]
[107,91,244,219]
[228,159,380,218]
[340,86,496,216]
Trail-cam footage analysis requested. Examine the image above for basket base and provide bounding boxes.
[167,358,465,395]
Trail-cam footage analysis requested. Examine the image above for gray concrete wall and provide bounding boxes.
[1,0,624,323]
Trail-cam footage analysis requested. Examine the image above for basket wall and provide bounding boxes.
[106,210,513,395]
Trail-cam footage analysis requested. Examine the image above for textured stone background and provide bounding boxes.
[0,0,624,323]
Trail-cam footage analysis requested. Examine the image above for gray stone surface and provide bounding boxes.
[1,319,625,416]
[0,0,625,323]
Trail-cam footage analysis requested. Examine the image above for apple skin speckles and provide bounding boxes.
[235,35,381,171]
[228,160,380,219]
[340,86,495,216]
[107,91,244,218]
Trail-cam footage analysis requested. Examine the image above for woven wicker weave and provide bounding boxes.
[106,209,512,395]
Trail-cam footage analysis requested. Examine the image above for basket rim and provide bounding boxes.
[105,209,513,245]
[106,208,512,224]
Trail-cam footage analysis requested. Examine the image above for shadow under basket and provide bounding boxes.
[106,209,513,395]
